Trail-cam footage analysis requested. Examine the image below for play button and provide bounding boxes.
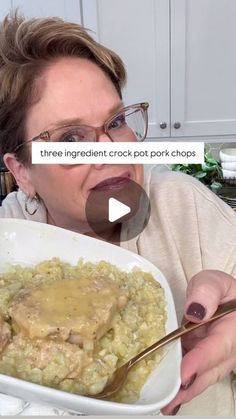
[108,198,131,222]
[85,176,150,243]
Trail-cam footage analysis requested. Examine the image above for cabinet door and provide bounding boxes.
[7,0,81,22]
[0,1,12,20]
[171,0,236,137]
[82,0,170,139]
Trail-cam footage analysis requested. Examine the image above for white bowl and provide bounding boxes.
[222,168,236,179]
[221,161,236,170]
[0,219,181,415]
[220,148,236,162]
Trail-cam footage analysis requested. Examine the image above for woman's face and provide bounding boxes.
[22,57,143,232]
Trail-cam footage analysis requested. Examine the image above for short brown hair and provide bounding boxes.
[0,12,126,165]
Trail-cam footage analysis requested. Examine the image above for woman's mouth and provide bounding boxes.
[91,173,132,192]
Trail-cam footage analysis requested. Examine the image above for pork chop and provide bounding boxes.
[0,313,11,352]
[9,276,128,347]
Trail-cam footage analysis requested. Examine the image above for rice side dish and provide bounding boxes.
[0,258,167,403]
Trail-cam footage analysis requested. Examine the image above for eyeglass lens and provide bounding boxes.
[49,107,146,143]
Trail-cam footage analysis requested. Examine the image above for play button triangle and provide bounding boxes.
[108,197,131,222]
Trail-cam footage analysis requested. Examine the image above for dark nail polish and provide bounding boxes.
[181,373,197,390]
[171,404,181,415]
[186,302,206,320]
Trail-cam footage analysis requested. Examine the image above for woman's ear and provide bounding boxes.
[3,153,36,197]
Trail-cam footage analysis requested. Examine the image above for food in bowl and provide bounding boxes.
[0,258,166,403]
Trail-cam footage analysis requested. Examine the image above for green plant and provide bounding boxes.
[170,150,223,193]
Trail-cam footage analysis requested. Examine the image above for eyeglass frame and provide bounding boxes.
[13,102,149,154]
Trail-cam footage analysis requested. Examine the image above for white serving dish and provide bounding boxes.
[220,148,236,162]
[0,218,181,415]
[222,168,236,179]
[221,161,236,170]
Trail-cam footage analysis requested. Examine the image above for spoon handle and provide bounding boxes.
[128,299,236,369]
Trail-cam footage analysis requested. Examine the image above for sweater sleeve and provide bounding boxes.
[190,177,236,276]
[0,191,25,218]
[149,170,236,279]
[0,190,47,222]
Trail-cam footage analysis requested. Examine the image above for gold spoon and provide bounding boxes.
[91,299,236,399]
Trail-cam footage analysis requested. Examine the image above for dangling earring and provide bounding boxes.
[25,194,40,216]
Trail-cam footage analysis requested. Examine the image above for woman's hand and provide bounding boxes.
[162,270,236,415]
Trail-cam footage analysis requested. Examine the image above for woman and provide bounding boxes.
[0,13,236,416]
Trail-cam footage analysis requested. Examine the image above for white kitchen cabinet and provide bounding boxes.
[171,0,236,138]
[0,0,82,23]
[82,0,170,139]
[0,1,12,20]
[82,0,236,141]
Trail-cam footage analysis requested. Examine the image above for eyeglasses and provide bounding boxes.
[14,102,149,154]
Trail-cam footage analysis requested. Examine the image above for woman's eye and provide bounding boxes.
[61,135,79,142]
[59,130,86,142]
[108,114,126,130]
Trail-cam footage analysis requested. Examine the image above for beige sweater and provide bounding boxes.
[1,167,236,415]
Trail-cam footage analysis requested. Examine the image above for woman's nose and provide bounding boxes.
[93,163,106,169]
[93,129,112,169]
[95,126,113,142]
[97,132,113,142]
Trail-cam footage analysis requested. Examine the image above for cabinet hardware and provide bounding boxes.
[173,122,181,129]
[160,122,167,129]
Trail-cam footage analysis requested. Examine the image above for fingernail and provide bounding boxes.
[186,302,206,320]
[171,404,181,415]
[181,373,197,390]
